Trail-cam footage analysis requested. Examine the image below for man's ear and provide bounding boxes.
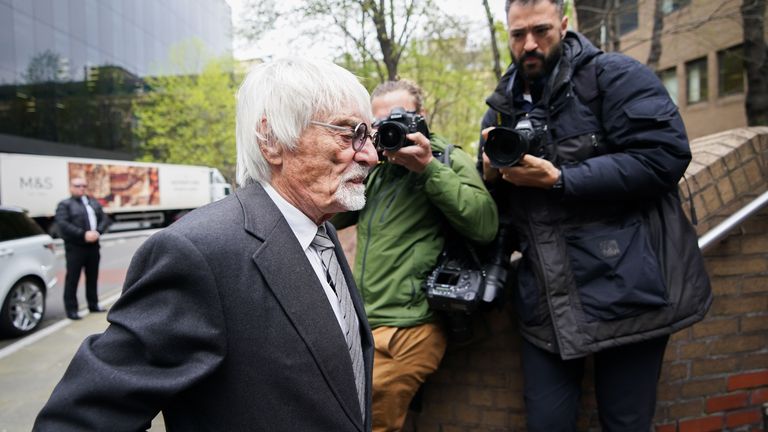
[258,117,282,166]
[561,16,568,38]
[259,142,282,166]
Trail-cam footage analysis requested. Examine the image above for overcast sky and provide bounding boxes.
[225,0,509,60]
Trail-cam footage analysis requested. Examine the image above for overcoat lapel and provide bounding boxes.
[236,183,364,431]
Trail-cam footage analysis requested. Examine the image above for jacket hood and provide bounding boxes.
[486,31,602,115]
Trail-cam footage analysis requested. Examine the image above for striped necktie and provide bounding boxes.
[312,225,365,421]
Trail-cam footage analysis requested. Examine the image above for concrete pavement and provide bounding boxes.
[0,228,164,432]
[0,304,166,431]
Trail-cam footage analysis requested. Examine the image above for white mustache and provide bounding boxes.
[341,163,370,183]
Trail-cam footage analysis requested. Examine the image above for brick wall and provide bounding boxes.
[337,127,768,431]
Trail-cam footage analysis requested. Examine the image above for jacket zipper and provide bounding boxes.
[358,169,400,292]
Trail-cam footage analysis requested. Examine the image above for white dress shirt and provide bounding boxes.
[81,196,97,230]
[260,182,347,329]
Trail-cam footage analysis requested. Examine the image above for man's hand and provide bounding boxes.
[382,132,433,173]
[498,154,561,189]
[84,230,100,243]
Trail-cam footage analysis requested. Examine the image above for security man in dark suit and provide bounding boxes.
[55,176,111,320]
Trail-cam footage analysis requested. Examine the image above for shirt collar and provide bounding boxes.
[260,181,319,251]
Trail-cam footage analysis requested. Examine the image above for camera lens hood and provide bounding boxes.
[485,127,528,168]
[376,121,410,152]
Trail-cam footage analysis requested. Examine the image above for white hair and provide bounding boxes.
[235,57,372,186]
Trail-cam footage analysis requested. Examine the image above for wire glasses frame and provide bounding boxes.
[310,120,374,153]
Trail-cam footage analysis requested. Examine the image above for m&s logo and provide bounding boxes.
[19,177,53,190]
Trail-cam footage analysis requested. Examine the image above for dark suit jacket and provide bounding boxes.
[34,183,374,431]
[54,195,111,245]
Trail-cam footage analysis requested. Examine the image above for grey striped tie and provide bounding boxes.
[312,226,366,421]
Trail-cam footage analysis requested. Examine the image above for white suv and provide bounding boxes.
[0,207,57,337]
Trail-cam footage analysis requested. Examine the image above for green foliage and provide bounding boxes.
[133,41,237,182]
[397,37,497,156]
[340,19,503,157]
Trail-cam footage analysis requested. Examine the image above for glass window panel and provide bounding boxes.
[663,0,691,14]
[686,57,708,104]
[12,0,32,17]
[718,45,744,97]
[69,37,87,81]
[34,19,55,54]
[54,29,71,80]
[53,0,69,33]
[97,3,113,64]
[0,3,15,80]
[85,0,98,50]
[112,10,125,66]
[68,0,86,43]
[0,66,14,84]
[618,0,638,35]
[14,9,35,82]
[112,0,124,16]
[658,67,678,105]
[33,0,54,26]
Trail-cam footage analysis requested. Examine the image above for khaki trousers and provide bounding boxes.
[371,323,447,432]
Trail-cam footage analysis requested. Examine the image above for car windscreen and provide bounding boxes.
[0,211,45,241]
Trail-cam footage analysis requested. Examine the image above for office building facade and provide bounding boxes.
[0,0,232,158]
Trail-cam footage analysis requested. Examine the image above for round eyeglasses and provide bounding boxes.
[310,121,374,153]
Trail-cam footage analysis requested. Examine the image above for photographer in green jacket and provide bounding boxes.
[332,79,498,432]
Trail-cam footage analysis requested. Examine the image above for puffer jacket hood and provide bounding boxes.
[486,31,602,116]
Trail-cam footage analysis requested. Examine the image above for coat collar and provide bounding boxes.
[235,182,370,431]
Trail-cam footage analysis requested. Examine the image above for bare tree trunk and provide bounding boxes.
[482,0,502,80]
[646,0,665,69]
[573,0,611,48]
[365,0,399,80]
[742,0,768,125]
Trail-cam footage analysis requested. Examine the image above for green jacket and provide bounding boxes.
[332,134,498,328]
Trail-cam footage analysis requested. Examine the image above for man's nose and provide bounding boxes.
[524,33,538,52]
[355,136,379,166]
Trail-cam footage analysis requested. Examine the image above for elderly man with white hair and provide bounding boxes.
[34,58,379,432]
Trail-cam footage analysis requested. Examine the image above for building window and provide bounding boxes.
[662,0,691,14]
[686,57,708,105]
[618,0,638,35]
[658,67,678,105]
[718,45,744,97]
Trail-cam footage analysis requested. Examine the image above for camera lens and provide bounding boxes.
[376,121,410,152]
[484,127,529,168]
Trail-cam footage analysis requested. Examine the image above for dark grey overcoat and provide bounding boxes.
[34,182,374,431]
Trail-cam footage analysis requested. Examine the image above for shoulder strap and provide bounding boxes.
[433,143,483,268]
[438,144,454,166]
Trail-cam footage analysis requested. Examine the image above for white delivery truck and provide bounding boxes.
[0,153,232,234]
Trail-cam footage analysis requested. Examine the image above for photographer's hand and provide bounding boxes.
[383,132,433,173]
[499,154,561,189]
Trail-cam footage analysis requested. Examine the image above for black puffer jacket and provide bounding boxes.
[479,31,712,359]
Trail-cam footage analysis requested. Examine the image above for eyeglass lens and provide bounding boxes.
[353,123,368,152]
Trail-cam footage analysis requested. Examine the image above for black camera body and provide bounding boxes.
[375,107,430,152]
[484,119,546,168]
[424,253,485,313]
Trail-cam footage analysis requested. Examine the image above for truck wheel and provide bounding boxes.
[0,278,46,338]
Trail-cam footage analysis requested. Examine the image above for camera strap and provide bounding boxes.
[433,144,485,271]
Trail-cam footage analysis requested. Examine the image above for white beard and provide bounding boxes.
[335,164,370,210]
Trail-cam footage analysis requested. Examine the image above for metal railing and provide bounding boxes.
[698,190,768,252]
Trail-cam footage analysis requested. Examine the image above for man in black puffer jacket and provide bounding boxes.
[478,0,712,430]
